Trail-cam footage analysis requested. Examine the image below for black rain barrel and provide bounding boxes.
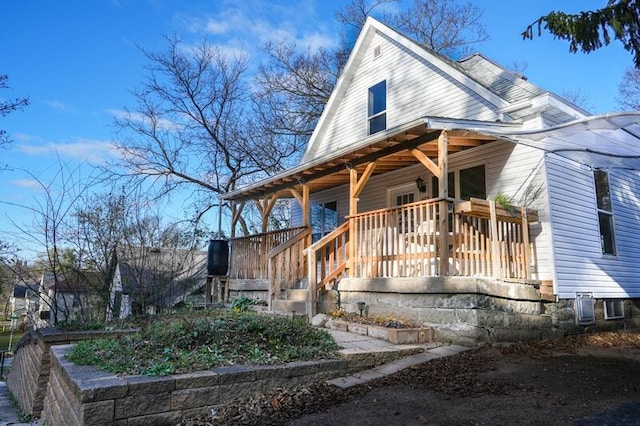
[207,239,229,276]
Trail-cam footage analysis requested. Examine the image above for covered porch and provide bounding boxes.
[222,119,541,317]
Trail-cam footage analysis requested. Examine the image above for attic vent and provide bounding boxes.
[575,293,595,326]
[373,45,382,59]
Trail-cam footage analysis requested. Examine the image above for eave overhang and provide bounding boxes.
[223,117,521,202]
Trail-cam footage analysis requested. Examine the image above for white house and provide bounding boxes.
[221,18,640,344]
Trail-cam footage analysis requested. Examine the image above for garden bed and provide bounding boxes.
[322,314,432,344]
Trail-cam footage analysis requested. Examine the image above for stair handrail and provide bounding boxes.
[267,227,312,309]
[305,221,350,319]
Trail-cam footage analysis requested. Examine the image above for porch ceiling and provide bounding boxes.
[224,120,503,202]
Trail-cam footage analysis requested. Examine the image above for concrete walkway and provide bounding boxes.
[326,329,470,388]
[0,356,37,426]
[0,331,469,425]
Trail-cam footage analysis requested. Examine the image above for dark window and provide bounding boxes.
[432,173,455,198]
[431,165,485,200]
[460,165,486,200]
[114,291,123,318]
[368,80,386,135]
[311,202,338,242]
[594,170,616,255]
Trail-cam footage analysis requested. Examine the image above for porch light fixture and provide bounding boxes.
[415,176,427,193]
[357,301,366,316]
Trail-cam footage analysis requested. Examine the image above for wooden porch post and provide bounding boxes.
[347,162,376,275]
[521,207,531,279]
[289,184,310,227]
[489,200,501,278]
[290,184,312,256]
[348,167,358,273]
[437,131,449,276]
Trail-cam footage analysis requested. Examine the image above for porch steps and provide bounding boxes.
[271,300,307,316]
[271,288,310,316]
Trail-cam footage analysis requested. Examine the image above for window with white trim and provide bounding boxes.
[604,299,624,320]
[368,80,386,135]
[594,170,616,255]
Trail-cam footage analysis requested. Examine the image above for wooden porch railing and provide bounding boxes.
[305,221,350,318]
[228,198,535,315]
[454,198,536,280]
[267,227,312,309]
[351,198,446,278]
[350,198,535,280]
[228,226,307,280]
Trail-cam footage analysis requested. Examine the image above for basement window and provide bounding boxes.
[604,299,624,320]
[575,293,595,326]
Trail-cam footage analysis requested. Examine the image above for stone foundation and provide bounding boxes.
[225,278,269,302]
[324,277,640,346]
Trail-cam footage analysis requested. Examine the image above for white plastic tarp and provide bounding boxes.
[481,112,640,170]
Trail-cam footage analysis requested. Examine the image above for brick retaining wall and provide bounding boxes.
[6,328,137,417]
[41,345,347,425]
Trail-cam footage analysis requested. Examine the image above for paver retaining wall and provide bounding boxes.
[41,345,347,425]
[6,328,137,417]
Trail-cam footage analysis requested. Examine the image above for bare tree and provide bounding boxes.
[0,74,29,147]
[108,35,301,237]
[561,89,593,112]
[617,67,640,110]
[391,0,489,59]
[255,0,489,151]
[2,161,88,326]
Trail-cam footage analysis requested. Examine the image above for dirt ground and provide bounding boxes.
[189,331,640,425]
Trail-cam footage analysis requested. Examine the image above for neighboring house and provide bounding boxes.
[106,247,208,321]
[35,271,102,328]
[221,18,640,344]
[9,284,38,330]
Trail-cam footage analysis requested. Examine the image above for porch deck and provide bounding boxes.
[228,198,538,315]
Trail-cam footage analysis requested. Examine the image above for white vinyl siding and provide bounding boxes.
[305,31,499,161]
[546,155,640,298]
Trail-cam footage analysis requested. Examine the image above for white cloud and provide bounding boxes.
[107,109,183,132]
[44,99,80,114]
[16,138,117,164]
[205,20,231,35]
[9,179,43,190]
[180,1,339,58]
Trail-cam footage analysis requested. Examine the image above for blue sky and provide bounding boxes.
[0,0,632,259]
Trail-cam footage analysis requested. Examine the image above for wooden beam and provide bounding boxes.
[490,200,501,278]
[353,161,377,198]
[229,130,442,202]
[411,148,440,177]
[438,130,448,198]
[521,206,531,280]
[302,184,310,228]
[438,131,449,276]
[348,168,358,272]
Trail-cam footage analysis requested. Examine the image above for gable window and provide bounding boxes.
[594,170,616,255]
[368,80,386,135]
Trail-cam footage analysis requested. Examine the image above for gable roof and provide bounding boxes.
[223,17,590,202]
